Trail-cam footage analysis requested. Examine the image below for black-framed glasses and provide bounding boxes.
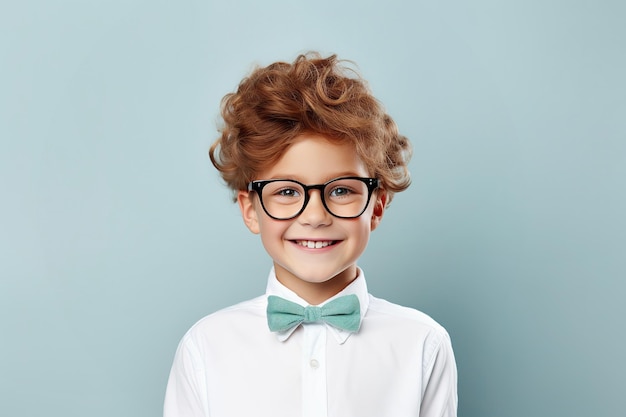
[248,176,380,220]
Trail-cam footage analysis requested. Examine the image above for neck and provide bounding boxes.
[274,265,358,305]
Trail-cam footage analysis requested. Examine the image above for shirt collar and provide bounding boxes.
[265,267,370,344]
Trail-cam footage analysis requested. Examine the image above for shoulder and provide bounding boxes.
[365,295,451,350]
[367,295,446,329]
[178,295,267,348]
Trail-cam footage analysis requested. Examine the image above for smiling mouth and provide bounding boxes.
[294,240,337,249]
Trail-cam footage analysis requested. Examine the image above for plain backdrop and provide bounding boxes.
[1,1,625,416]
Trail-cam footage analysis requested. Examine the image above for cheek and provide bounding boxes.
[348,217,374,241]
[257,217,289,242]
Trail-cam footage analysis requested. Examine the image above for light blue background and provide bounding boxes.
[1,1,624,416]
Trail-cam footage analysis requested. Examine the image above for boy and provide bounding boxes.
[164,52,457,417]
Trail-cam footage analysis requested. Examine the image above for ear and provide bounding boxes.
[370,190,387,231]
[237,191,260,234]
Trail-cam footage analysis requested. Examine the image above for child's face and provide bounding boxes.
[238,134,386,303]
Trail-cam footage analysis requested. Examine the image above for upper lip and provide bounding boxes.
[289,238,339,242]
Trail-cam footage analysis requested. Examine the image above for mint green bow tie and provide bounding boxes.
[266,294,361,333]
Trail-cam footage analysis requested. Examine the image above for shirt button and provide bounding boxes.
[309,359,319,369]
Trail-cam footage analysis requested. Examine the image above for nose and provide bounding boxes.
[298,189,331,227]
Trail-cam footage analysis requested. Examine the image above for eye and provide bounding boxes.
[329,186,353,197]
[276,188,301,198]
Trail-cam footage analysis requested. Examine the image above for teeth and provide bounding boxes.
[297,240,333,248]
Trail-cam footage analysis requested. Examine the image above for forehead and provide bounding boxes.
[257,134,370,182]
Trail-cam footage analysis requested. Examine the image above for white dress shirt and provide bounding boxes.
[164,268,457,417]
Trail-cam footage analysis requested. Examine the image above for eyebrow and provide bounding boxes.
[260,173,367,183]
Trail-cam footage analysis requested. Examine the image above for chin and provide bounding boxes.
[293,266,354,285]
[292,272,335,284]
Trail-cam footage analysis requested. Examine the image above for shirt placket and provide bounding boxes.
[301,323,327,417]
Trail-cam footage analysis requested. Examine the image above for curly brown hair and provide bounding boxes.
[209,52,412,205]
